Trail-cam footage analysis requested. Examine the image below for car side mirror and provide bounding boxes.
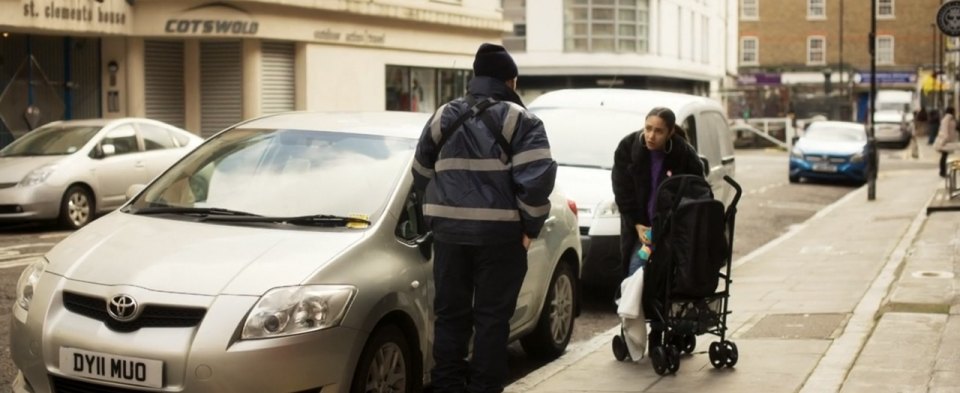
[791,135,800,145]
[415,231,434,260]
[101,144,116,157]
[700,156,710,176]
[125,184,146,201]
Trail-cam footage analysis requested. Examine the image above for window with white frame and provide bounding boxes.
[564,0,650,53]
[807,36,826,65]
[741,0,758,20]
[741,37,758,65]
[808,0,826,20]
[877,35,894,65]
[878,0,893,18]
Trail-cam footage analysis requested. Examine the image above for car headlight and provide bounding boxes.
[595,200,619,217]
[850,152,864,163]
[16,259,47,311]
[241,285,356,340]
[19,165,57,187]
[790,148,804,159]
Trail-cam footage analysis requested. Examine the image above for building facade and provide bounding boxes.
[0,0,507,142]
[737,0,948,122]
[501,0,739,104]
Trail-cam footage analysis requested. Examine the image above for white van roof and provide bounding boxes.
[876,90,913,103]
[528,88,724,117]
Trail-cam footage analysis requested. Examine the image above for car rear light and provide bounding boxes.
[567,199,578,220]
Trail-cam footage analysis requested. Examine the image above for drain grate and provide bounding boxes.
[741,313,849,339]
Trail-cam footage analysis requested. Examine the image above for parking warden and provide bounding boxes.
[411,43,557,393]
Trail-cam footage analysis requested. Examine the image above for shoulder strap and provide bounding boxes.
[434,96,498,158]
[477,109,513,161]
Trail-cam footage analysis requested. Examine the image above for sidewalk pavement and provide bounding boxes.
[507,168,958,393]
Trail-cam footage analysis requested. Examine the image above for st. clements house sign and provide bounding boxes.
[21,0,127,25]
[164,3,259,36]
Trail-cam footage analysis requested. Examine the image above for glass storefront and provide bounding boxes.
[386,65,471,113]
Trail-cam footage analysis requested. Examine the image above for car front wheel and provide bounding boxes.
[351,324,418,393]
[60,185,95,229]
[521,261,576,360]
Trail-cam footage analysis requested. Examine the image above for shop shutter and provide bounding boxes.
[144,40,185,128]
[261,41,295,115]
[200,41,242,137]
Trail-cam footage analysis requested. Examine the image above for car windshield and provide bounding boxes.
[530,107,646,169]
[805,125,866,142]
[129,128,417,225]
[0,124,101,157]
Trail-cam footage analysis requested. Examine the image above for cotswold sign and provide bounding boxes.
[21,0,127,25]
[163,3,259,36]
[164,19,258,35]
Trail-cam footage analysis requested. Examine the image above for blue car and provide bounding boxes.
[789,121,868,184]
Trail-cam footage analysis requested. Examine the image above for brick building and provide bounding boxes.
[736,0,948,122]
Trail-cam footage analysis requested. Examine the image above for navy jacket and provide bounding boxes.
[412,77,557,245]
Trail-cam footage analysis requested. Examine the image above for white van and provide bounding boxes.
[876,90,915,115]
[528,89,736,288]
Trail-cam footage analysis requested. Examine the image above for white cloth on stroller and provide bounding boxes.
[616,267,647,361]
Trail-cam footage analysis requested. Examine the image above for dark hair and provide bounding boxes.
[947,107,956,116]
[646,107,688,141]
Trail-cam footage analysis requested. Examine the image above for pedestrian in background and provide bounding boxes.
[928,109,941,145]
[907,107,928,159]
[934,107,958,178]
[611,107,704,286]
[411,43,557,393]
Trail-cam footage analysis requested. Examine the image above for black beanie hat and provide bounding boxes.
[473,43,518,82]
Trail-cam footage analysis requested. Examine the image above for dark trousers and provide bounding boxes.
[431,240,527,393]
[941,152,950,177]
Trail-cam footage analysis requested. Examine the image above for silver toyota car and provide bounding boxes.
[11,111,582,392]
[0,118,202,229]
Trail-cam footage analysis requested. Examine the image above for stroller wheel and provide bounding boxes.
[669,334,696,354]
[666,345,681,374]
[708,342,725,369]
[612,335,630,361]
[722,341,739,368]
[650,346,669,375]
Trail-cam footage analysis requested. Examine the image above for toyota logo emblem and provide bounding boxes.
[107,294,139,322]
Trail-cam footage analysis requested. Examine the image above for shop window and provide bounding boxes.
[386,66,471,113]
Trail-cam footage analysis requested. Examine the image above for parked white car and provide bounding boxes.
[11,111,582,392]
[0,118,202,228]
[528,89,736,288]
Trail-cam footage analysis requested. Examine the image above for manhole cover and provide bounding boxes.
[741,313,849,339]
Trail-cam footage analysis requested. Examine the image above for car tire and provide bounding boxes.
[520,261,576,360]
[350,324,418,393]
[788,174,800,183]
[59,185,95,230]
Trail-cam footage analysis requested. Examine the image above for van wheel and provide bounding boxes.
[59,186,95,230]
[521,262,576,360]
[351,325,417,393]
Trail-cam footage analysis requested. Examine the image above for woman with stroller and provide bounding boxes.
[612,107,704,278]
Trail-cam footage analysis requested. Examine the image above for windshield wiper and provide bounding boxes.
[199,213,372,227]
[130,206,262,217]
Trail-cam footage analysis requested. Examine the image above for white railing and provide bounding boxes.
[728,117,798,150]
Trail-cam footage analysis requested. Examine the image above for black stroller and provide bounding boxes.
[612,174,743,375]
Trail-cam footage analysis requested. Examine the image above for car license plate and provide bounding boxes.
[812,163,837,172]
[60,347,163,388]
